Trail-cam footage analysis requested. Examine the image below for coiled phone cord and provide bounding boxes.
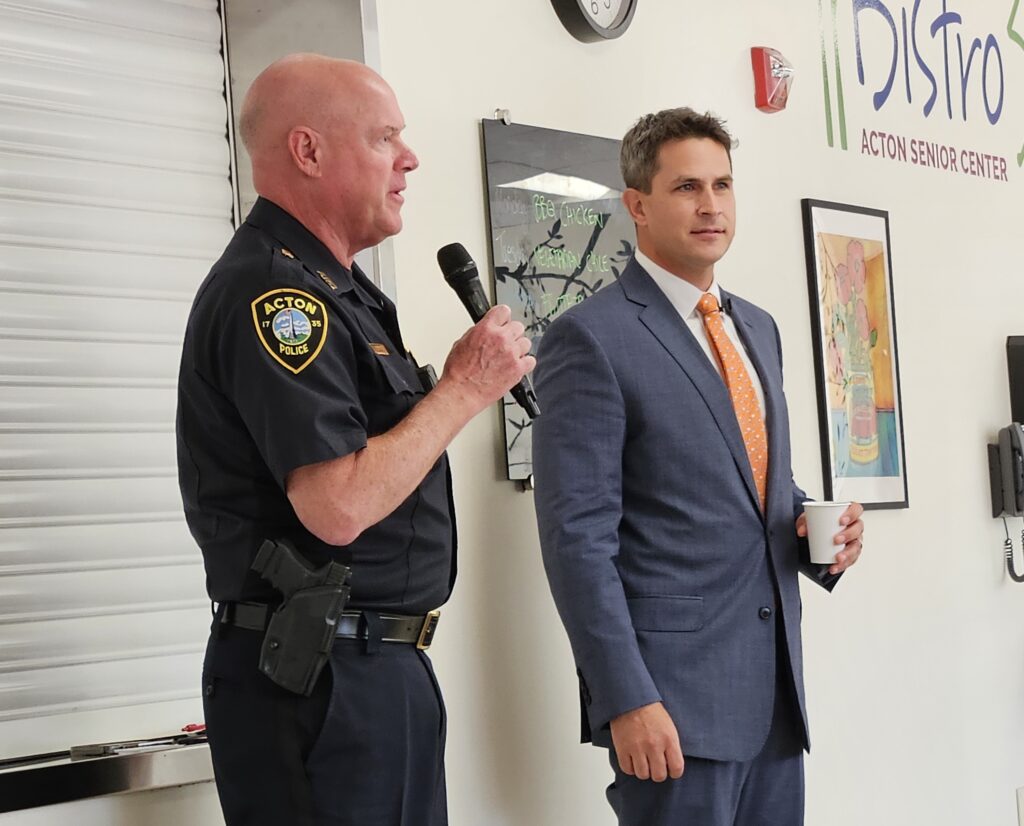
[1001,518,1024,583]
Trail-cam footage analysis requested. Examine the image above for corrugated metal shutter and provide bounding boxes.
[0,0,234,759]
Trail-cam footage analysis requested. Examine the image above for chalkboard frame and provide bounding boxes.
[479,118,635,481]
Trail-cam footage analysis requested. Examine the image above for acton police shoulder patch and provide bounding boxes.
[251,288,328,374]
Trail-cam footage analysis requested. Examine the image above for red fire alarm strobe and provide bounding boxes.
[751,47,794,113]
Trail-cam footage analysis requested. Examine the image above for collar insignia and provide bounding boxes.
[317,270,338,291]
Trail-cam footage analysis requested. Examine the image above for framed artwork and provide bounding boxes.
[801,199,908,509]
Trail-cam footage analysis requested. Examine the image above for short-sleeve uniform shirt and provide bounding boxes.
[177,198,455,614]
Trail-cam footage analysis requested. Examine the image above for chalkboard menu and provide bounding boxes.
[481,119,635,481]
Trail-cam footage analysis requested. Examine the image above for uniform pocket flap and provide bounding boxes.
[627,595,704,632]
[376,353,418,395]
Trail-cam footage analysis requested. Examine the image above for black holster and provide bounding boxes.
[251,539,352,696]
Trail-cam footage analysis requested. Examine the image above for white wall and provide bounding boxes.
[376,1,1024,825]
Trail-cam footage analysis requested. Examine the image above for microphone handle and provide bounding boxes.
[454,278,491,323]
[451,276,540,419]
[511,377,541,418]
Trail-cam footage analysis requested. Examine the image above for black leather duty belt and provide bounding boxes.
[218,602,441,650]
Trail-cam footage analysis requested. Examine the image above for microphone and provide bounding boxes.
[436,242,540,419]
[721,296,732,314]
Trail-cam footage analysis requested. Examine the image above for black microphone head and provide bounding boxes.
[437,242,478,287]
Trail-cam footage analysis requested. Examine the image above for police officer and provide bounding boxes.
[176,54,534,826]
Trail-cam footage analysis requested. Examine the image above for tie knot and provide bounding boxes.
[697,292,720,317]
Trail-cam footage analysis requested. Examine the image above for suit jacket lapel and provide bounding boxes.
[619,262,763,516]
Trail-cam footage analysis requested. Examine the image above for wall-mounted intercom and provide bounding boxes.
[989,424,1024,518]
[986,337,1024,582]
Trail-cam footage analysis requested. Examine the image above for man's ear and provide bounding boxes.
[622,188,647,226]
[287,126,322,178]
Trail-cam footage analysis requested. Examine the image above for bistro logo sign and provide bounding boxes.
[818,0,1024,183]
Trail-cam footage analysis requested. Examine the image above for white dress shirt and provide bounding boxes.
[634,250,766,420]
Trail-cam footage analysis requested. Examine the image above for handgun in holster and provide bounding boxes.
[251,538,352,696]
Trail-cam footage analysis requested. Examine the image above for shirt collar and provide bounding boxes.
[245,197,363,298]
[634,249,723,318]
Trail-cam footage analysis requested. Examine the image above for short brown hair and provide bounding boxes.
[620,108,733,193]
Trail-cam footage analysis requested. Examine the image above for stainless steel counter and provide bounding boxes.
[0,744,214,814]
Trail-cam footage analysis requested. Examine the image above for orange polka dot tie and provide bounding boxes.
[696,293,768,511]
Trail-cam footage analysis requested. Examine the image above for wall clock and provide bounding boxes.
[550,0,638,42]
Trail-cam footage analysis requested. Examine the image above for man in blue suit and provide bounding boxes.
[532,108,865,825]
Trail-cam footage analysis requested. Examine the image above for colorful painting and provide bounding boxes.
[801,200,908,509]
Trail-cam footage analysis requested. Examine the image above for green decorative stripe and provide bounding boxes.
[819,0,835,147]
[831,0,849,150]
[1009,0,1024,48]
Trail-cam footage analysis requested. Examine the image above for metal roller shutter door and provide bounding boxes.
[0,0,234,759]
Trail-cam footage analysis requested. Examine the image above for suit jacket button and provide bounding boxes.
[759,606,773,620]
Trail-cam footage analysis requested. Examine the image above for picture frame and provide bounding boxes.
[480,119,633,482]
[800,199,909,509]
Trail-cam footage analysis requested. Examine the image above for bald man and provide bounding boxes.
[176,55,533,826]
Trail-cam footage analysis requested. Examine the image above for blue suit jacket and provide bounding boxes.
[532,258,838,762]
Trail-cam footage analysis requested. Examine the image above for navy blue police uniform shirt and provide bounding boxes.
[176,198,456,615]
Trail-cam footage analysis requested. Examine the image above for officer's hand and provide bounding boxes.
[440,305,534,414]
[610,702,684,782]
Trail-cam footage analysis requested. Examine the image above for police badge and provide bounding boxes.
[251,288,328,374]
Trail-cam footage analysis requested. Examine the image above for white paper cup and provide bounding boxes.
[802,501,851,564]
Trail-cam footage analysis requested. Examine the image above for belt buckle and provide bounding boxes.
[416,610,441,650]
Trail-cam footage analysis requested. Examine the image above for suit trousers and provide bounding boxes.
[203,628,448,826]
[605,667,804,826]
